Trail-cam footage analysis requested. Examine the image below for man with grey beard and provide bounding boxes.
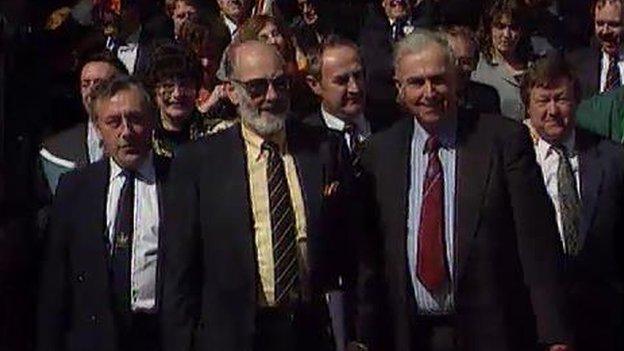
[161,41,348,351]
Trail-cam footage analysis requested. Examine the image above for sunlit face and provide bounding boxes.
[257,22,286,56]
[381,0,411,21]
[155,77,198,130]
[297,0,318,25]
[216,0,252,23]
[594,1,624,56]
[309,45,365,119]
[395,44,458,128]
[172,1,198,38]
[491,15,521,57]
[528,78,577,144]
[227,43,290,136]
[80,61,120,113]
[94,86,154,170]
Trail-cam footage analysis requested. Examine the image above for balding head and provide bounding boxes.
[225,40,286,81]
[225,41,291,137]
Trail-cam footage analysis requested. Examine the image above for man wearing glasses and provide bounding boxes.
[161,41,348,351]
[440,25,501,115]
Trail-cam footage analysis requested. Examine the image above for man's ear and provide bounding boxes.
[225,81,240,105]
[306,75,323,96]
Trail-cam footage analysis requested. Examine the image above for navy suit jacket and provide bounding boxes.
[36,156,170,351]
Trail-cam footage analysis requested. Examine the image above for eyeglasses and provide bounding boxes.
[389,0,407,7]
[231,75,290,99]
[158,78,197,97]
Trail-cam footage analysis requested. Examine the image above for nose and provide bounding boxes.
[264,81,279,102]
[546,99,559,116]
[119,117,134,139]
[347,75,361,94]
[423,79,435,98]
[266,35,278,46]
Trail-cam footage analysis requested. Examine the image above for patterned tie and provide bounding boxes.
[553,145,582,255]
[417,137,449,295]
[111,170,135,326]
[605,54,621,93]
[263,141,299,305]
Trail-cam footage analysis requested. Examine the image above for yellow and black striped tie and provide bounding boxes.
[263,141,299,305]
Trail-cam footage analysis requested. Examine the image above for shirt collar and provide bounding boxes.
[241,122,287,161]
[412,115,457,152]
[601,45,624,61]
[109,151,155,183]
[320,106,370,135]
[222,13,238,35]
[526,119,576,161]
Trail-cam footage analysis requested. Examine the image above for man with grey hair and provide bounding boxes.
[352,30,573,351]
[37,75,172,351]
[161,41,348,351]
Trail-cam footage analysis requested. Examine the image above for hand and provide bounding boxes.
[198,84,228,113]
[548,344,573,351]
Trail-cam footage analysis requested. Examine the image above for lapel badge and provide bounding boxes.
[115,232,132,250]
[323,181,340,197]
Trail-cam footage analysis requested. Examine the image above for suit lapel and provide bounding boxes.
[577,129,604,241]
[286,123,323,294]
[455,111,492,280]
[380,118,414,313]
[79,160,113,298]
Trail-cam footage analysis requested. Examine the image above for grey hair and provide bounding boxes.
[393,29,457,71]
[90,75,156,120]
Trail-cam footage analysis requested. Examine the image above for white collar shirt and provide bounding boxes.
[321,107,371,151]
[106,153,160,312]
[532,130,582,254]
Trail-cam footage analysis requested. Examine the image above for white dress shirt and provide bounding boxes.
[106,154,159,312]
[599,49,624,93]
[320,107,371,152]
[87,119,104,163]
[407,118,456,315]
[532,131,582,254]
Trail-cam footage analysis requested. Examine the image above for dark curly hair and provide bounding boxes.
[478,0,533,65]
[142,40,202,95]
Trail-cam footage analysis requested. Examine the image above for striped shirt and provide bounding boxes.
[407,118,457,315]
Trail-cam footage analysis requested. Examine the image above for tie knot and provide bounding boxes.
[552,143,568,158]
[262,141,280,155]
[122,169,136,180]
[344,122,356,134]
[425,136,441,153]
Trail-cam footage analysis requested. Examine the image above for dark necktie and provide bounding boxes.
[554,145,582,255]
[391,19,405,42]
[111,170,135,324]
[263,141,299,305]
[343,122,361,154]
[605,54,621,93]
[417,136,449,295]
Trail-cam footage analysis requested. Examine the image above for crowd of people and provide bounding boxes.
[0,0,623,350]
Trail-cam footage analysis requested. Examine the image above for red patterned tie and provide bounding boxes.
[605,54,621,93]
[417,136,449,294]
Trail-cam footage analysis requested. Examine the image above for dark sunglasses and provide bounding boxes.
[232,75,290,98]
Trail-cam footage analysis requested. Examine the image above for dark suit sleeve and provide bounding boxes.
[36,174,74,351]
[350,144,389,350]
[161,146,203,351]
[503,124,572,345]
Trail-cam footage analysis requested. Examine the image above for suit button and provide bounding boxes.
[77,273,85,282]
[89,315,97,323]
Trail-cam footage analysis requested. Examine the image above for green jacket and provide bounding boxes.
[576,86,624,143]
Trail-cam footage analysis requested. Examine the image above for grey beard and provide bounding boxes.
[239,100,288,137]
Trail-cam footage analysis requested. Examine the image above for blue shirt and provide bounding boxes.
[407,118,457,315]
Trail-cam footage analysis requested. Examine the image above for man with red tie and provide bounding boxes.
[350,30,573,351]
